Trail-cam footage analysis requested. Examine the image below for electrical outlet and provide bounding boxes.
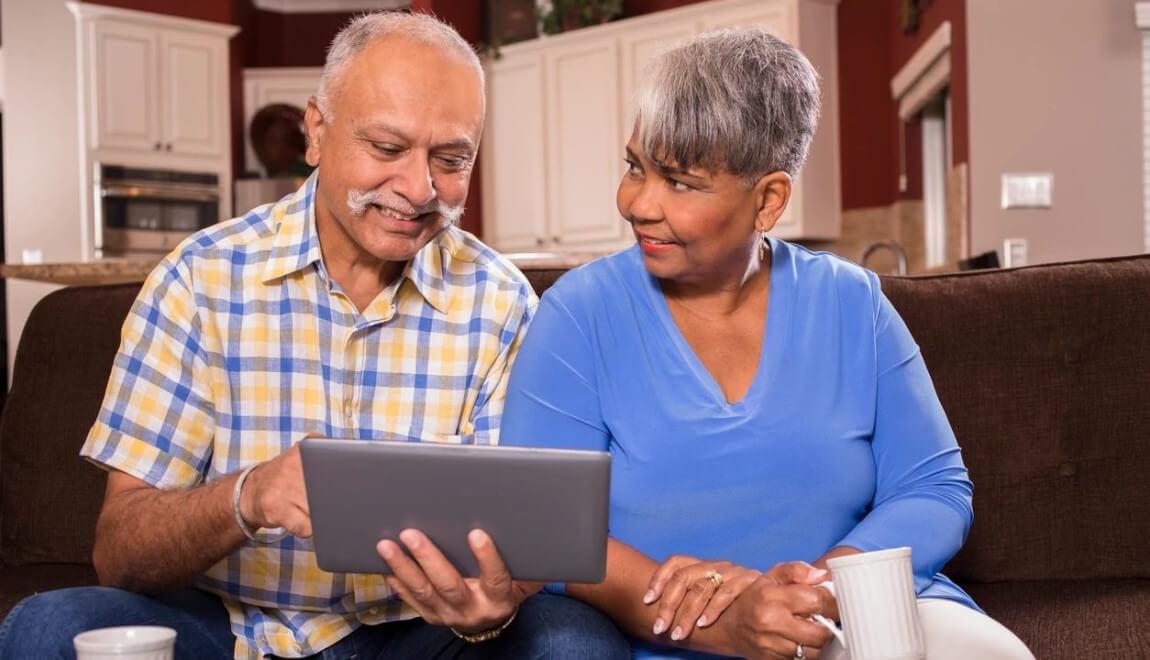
[1003,238,1028,268]
[1001,173,1053,209]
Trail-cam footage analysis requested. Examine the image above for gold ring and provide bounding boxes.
[703,569,724,590]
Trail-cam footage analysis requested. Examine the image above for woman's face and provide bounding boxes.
[617,134,785,286]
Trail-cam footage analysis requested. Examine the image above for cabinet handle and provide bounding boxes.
[153,142,162,151]
[535,238,545,247]
[165,143,173,152]
[553,236,562,244]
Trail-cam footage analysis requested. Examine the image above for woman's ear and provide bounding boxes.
[304,97,327,168]
[753,171,793,233]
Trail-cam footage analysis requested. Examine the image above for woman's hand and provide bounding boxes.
[720,569,837,660]
[644,555,762,642]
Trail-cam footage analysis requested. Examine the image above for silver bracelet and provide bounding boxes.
[232,464,288,544]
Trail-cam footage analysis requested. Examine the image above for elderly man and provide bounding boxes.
[0,12,628,660]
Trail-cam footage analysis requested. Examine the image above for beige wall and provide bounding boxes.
[967,0,1145,265]
[3,0,84,381]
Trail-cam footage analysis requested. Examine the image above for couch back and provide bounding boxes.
[882,254,1150,584]
[1,258,1147,585]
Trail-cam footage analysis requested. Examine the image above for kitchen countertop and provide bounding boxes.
[0,251,606,287]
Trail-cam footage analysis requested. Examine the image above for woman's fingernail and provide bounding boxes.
[653,618,667,635]
[670,626,683,641]
[378,542,393,559]
[696,615,708,627]
[643,590,656,604]
[810,568,828,580]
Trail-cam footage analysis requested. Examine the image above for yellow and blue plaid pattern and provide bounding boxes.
[80,172,537,658]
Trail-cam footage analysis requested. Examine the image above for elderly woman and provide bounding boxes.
[500,28,1033,660]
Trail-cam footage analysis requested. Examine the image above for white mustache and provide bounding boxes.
[346,188,464,226]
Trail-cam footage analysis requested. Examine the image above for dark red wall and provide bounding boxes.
[838,0,967,209]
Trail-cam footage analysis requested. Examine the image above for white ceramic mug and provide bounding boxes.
[73,625,177,660]
[825,547,925,660]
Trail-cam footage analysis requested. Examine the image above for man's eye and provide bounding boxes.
[668,178,692,192]
[373,143,403,156]
[437,154,470,170]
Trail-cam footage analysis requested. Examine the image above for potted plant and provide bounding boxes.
[538,0,624,35]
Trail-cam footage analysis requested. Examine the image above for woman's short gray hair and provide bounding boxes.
[635,28,821,183]
[316,12,483,120]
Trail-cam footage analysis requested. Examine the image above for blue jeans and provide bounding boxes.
[0,586,630,659]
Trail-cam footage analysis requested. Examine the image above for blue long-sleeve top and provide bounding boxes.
[501,240,976,659]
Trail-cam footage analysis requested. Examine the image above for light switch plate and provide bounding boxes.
[1003,238,1028,268]
[1001,173,1053,209]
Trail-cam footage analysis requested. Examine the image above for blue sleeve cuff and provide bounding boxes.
[542,581,567,596]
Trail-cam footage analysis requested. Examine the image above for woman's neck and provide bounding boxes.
[661,243,771,317]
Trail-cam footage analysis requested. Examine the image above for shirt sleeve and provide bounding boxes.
[499,288,610,452]
[467,286,537,446]
[80,256,216,489]
[835,277,974,593]
[501,286,609,594]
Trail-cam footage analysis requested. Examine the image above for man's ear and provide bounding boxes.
[752,171,793,234]
[304,96,326,167]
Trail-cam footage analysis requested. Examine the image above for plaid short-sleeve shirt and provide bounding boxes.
[80,173,537,658]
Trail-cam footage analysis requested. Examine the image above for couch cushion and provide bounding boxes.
[0,563,99,618]
[0,284,142,566]
[880,255,1150,583]
[961,578,1150,659]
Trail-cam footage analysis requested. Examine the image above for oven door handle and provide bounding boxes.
[100,183,220,203]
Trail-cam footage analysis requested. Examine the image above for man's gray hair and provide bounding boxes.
[635,28,821,183]
[316,11,483,120]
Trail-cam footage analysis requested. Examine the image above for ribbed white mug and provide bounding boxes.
[826,547,925,660]
[73,625,176,660]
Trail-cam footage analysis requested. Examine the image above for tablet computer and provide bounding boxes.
[299,438,611,583]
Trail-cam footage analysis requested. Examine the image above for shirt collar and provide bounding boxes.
[260,169,453,314]
[260,171,323,284]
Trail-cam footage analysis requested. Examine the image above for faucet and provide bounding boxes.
[859,241,908,275]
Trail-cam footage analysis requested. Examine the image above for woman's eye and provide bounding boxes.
[624,159,641,175]
[668,178,692,192]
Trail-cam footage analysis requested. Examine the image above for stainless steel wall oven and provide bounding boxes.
[95,164,222,256]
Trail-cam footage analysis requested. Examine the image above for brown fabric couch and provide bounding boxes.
[1,255,1148,658]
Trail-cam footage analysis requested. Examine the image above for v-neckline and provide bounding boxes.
[644,237,790,411]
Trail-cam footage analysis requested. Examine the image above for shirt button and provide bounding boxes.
[344,401,354,419]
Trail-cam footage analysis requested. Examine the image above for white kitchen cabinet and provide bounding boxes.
[482,0,841,251]
[84,11,232,159]
[544,36,626,248]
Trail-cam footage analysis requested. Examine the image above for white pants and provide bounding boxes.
[819,598,1034,660]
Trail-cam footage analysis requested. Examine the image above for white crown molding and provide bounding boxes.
[890,20,951,100]
[65,2,240,38]
[1137,2,1150,29]
[253,0,409,13]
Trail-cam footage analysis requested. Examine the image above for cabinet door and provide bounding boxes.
[619,21,696,140]
[90,20,160,153]
[545,38,629,249]
[482,54,550,252]
[160,30,227,158]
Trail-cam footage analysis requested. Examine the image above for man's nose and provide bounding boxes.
[392,151,437,210]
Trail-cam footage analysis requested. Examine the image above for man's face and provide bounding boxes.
[304,37,484,267]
